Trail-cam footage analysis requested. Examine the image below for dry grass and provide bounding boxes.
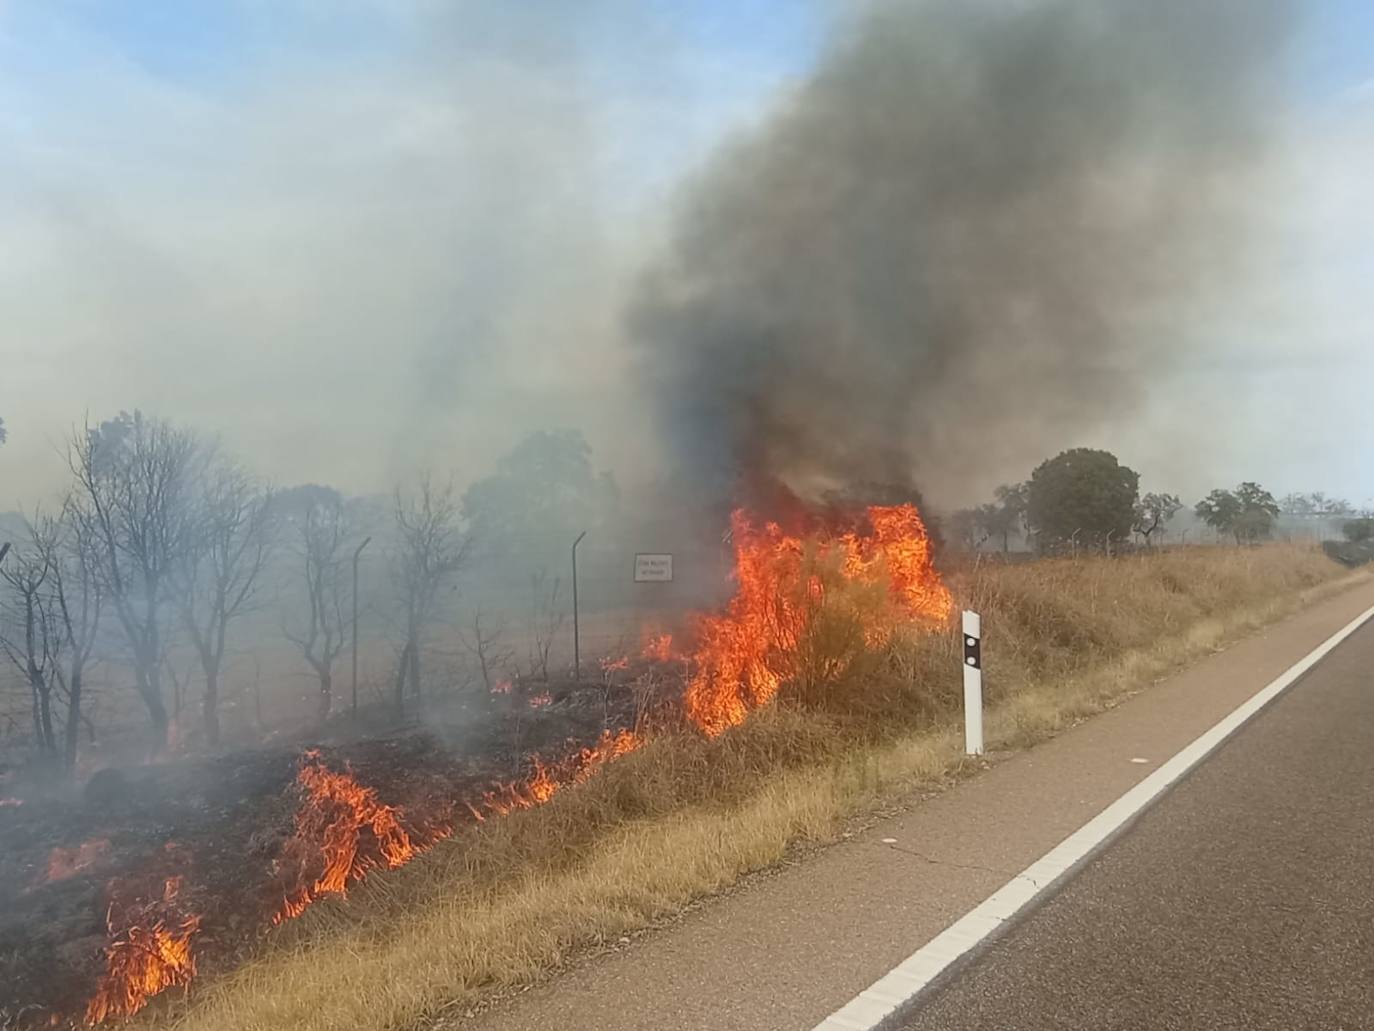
[145,543,1364,1031]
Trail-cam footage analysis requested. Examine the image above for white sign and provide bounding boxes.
[634,553,673,582]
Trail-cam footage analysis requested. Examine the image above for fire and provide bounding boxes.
[47,838,111,883]
[490,679,512,695]
[481,729,643,814]
[641,632,675,662]
[684,503,950,737]
[272,751,445,924]
[529,691,553,709]
[271,731,645,926]
[85,877,199,1025]
[600,654,630,674]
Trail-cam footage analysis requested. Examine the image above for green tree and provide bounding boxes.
[1195,482,1279,543]
[992,482,1030,551]
[946,508,982,552]
[1342,518,1374,543]
[1027,449,1139,551]
[461,429,618,575]
[976,501,1017,553]
[1133,491,1182,546]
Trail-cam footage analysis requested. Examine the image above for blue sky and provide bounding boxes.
[2,1,1373,510]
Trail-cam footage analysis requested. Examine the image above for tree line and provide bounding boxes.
[0,413,619,776]
[948,448,1371,554]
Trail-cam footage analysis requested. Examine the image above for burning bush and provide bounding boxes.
[685,503,952,735]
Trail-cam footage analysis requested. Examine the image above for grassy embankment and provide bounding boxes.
[147,543,1364,1031]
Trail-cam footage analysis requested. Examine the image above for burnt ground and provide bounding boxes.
[0,674,665,1029]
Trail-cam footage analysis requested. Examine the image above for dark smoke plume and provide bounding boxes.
[631,0,1295,511]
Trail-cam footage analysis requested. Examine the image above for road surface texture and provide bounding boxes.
[453,575,1374,1031]
[895,616,1374,1031]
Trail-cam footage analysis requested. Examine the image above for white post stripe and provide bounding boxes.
[813,601,1374,1031]
[962,610,983,756]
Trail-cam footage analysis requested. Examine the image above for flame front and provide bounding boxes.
[272,750,443,924]
[85,877,199,1025]
[684,503,951,736]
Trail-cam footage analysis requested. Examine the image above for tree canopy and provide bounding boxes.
[1133,492,1182,545]
[461,429,618,574]
[1027,448,1139,550]
[1195,482,1280,543]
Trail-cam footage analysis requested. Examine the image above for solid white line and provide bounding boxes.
[812,601,1374,1031]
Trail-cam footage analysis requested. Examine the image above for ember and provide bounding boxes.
[529,691,553,709]
[46,838,111,884]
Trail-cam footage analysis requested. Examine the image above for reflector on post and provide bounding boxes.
[962,609,983,756]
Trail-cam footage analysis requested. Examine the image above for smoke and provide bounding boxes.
[632,0,1297,510]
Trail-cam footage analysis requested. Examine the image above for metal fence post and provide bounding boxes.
[572,530,587,682]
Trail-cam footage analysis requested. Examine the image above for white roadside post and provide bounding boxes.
[962,610,984,756]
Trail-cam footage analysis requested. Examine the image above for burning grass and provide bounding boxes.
[124,540,1359,1031]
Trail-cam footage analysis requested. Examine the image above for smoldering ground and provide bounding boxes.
[631,0,1298,510]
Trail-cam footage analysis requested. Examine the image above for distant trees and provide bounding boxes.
[946,508,982,552]
[0,526,58,757]
[1343,518,1374,543]
[41,507,105,775]
[973,502,1015,552]
[461,430,618,576]
[283,495,350,723]
[390,474,469,714]
[1133,492,1182,546]
[67,412,203,751]
[1195,482,1280,544]
[1280,492,1354,518]
[1027,449,1139,551]
[0,414,7,445]
[0,507,106,774]
[176,463,274,746]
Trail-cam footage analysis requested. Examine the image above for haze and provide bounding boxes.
[2,0,1373,514]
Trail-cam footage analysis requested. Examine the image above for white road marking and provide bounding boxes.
[812,602,1374,1031]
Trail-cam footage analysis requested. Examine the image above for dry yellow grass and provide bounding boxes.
[144,543,1365,1031]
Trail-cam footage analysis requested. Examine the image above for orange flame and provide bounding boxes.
[600,655,630,674]
[529,691,553,709]
[684,503,951,737]
[480,729,642,814]
[641,632,675,663]
[272,751,445,924]
[85,877,199,1025]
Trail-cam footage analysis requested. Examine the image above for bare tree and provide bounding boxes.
[462,607,514,694]
[35,505,105,775]
[390,474,468,715]
[68,413,201,751]
[284,496,349,724]
[526,568,565,682]
[0,524,59,757]
[176,463,273,745]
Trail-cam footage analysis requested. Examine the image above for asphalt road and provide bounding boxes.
[895,620,1374,1031]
